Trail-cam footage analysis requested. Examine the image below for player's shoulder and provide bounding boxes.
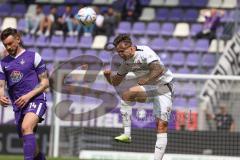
[136,45,152,51]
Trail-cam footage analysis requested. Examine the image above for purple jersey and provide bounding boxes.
[0,50,47,111]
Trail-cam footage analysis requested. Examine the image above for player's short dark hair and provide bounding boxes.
[0,27,19,41]
[113,34,132,47]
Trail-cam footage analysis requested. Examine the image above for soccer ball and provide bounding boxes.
[76,7,96,26]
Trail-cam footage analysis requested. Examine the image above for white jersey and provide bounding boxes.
[117,45,173,85]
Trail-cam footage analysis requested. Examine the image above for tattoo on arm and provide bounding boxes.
[38,71,48,80]
[0,80,5,89]
[148,61,165,81]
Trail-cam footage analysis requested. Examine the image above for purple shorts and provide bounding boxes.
[14,100,47,137]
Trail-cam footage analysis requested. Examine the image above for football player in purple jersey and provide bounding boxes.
[0,28,49,160]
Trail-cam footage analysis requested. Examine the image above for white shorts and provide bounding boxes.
[140,83,173,122]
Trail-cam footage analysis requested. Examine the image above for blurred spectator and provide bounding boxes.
[93,6,105,35]
[122,0,141,21]
[57,6,81,36]
[102,7,117,37]
[37,6,58,37]
[25,4,44,34]
[112,0,126,22]
[207,104,235,132]
[196,9,224,42]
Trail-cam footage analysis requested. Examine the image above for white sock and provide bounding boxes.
[154,133,167,160]
[120,100,133,137]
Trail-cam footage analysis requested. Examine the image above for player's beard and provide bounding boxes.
[7,46,18,57]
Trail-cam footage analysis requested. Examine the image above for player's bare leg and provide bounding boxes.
[115,86,147,143]
[21,112,45,160]
[154,118,168,160]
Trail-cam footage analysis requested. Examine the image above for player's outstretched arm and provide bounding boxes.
[138,61,165,85]
[104,70,125,86]
[14,71,49,108]
[0,80,10,107]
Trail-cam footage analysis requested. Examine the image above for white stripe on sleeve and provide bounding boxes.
[0,63,4,73]
[34,52,42,68]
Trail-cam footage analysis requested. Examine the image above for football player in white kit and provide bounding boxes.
[104,34,173,160]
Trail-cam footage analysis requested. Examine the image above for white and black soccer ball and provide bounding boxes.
[76,7,96,26]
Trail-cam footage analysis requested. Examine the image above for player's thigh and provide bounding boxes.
[21,112,39,132]
[122,85,147,101]
[153,92,172,122]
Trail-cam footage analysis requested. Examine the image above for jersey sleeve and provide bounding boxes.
[0,62,6,80]
[117,63,129,76]
[34,52,47,75]
[144,46,162,65]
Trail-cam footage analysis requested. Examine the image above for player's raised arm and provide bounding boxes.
[104,70,126,86]
[138,61,165,85]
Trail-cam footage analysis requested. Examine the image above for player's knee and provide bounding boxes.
[122,91,133,101]
[156,120,168,133]
[21,123,34,135]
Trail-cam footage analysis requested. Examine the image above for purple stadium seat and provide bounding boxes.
[64,36,78,48]
[11,4,27,17]
[69,49,84,59]
[35,35,49,47]
[168,9,183,22]
[194,0,208,7]
[116,21,131,34]
[0,3,11,16]
[76,0,93,4]
[41,48,54,61]
[173,97,187,108]
[160,23,174,36]
[174,82,182,97]
[182,83,196,97]
[165,38,181,51]
[179,0,192,7]
[84,49,97,56]
[22,35,34,47]
[184,9,199,22]
[188,98,198,108]
[17,18,26,32]
[78,36,93,48]
[194,39,209,52]
[171,52,185,66]
[132,22,145,35]
[98,50,112,64]
[139,0,151,5]
[158,52,171,66]
[138,37,150,45]
[50,36,64,48]
[186,53,200,67]
[43,5,51,15]
[55,49,69,61]
[180,39,194,52]
[190,23,202,36]
[155,8,169,21]
[202,54,216,67]
[57,5,65,17]
[149,38,165,51]
[178,67,191,74]
[146,22,161,36]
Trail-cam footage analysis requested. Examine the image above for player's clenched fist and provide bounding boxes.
[0,96,11,107]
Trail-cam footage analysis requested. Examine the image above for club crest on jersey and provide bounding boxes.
[20,59,25,65]
[10,71,23,83]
